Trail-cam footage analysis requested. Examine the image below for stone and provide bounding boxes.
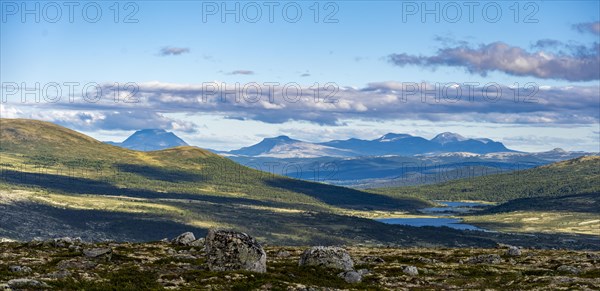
[7,278,49,289]
[172,232,196,246]
[403,265,419,276]
[466,254,502,264]
[299,246,354,271]
[360,255,385,264]
[338,271,362,283]
[83,247,112,259]
[46,237,82,248]
[205,229,267,273]
[557,265,580,274]
[418,257,437,264]
[276,250,291,258]
[506,246,522,257]
[8,265,32,273]
[188,238,205,247]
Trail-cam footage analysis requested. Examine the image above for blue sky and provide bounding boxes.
[1,1,599,151]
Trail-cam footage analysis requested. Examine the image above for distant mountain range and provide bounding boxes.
[224,132,512,157]
[102,129,594,188]
[106,129,188,151]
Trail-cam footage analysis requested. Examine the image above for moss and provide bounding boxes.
[50,265,163,290]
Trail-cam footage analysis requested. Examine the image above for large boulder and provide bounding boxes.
[204,229,267,273]
[172,232,196,246]
[298,246,354,271]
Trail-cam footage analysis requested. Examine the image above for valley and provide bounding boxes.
[1,119,599,250]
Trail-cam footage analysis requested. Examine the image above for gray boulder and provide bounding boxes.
[506,246,522,257]
[298,246,354,271]
[205,229,267,273]
[83,247,112,259]
[466,254,502,264]
[403,265,419,276]
[8,278,49,289]
[172,232,196,246]
[557,265,580,274]
[338,271,362,283]
[188,238,205,247]
[8,265,32,273]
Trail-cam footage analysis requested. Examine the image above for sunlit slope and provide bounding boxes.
[0,119,442,244]
[0,118,429,210]
[372,156,600,202]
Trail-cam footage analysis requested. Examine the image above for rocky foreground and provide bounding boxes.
[1,231,599,290]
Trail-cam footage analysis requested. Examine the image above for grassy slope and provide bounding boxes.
[0,118,436,244]
[371,156,600,202]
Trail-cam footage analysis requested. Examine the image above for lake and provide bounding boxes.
[376,201,490,231]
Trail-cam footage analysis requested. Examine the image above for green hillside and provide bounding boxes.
[0,118,434,245]
[372,156,600,202]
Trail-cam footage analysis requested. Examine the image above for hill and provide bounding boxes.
[0,118,434,245]
[372,156,600,202]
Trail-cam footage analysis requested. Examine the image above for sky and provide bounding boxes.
[1,1,599,152]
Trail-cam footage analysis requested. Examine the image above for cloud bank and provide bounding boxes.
[388,42,600,81]
[2,81,598,131]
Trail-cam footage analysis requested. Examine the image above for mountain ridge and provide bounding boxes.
[229,132,514,157]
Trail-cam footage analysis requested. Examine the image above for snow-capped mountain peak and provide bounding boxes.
[377,133,413,142]
[431,132,467,144]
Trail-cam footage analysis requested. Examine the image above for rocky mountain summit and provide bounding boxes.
[1,231,599,290]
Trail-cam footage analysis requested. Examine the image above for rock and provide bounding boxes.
[466,254,502,264]
[557,265,580,274]
[83,247,112,259]
[418,257,437,264]
[47,237,82,247]
[7,278,49,289]
[172,232,196,246]
[205,229,267,273]
[298,246,354,271]
[276,250,291,258]
[8,265,32,273]
[586,253,600,261]
[357,269,371,276]
[403,265,419,276]
[188,238,205,247]
[506,246,522,257]
[338,271,362,283]
[495,243,511,249]
[44,270,72,279]
[360,255,385,264]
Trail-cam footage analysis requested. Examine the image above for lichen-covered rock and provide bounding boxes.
[45,237,82,248]
[298,246,354,271]
[403,265,419,276]
[9,265,32,273]
[205,229,267,273]
[506,246,522,257]
[465,254,502,264]
[172,232,196,246]
[7,278,49,289]
[557,265,580,274]
[83,247,112,259]
[188,238,205,247]
[338,270,362,283]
